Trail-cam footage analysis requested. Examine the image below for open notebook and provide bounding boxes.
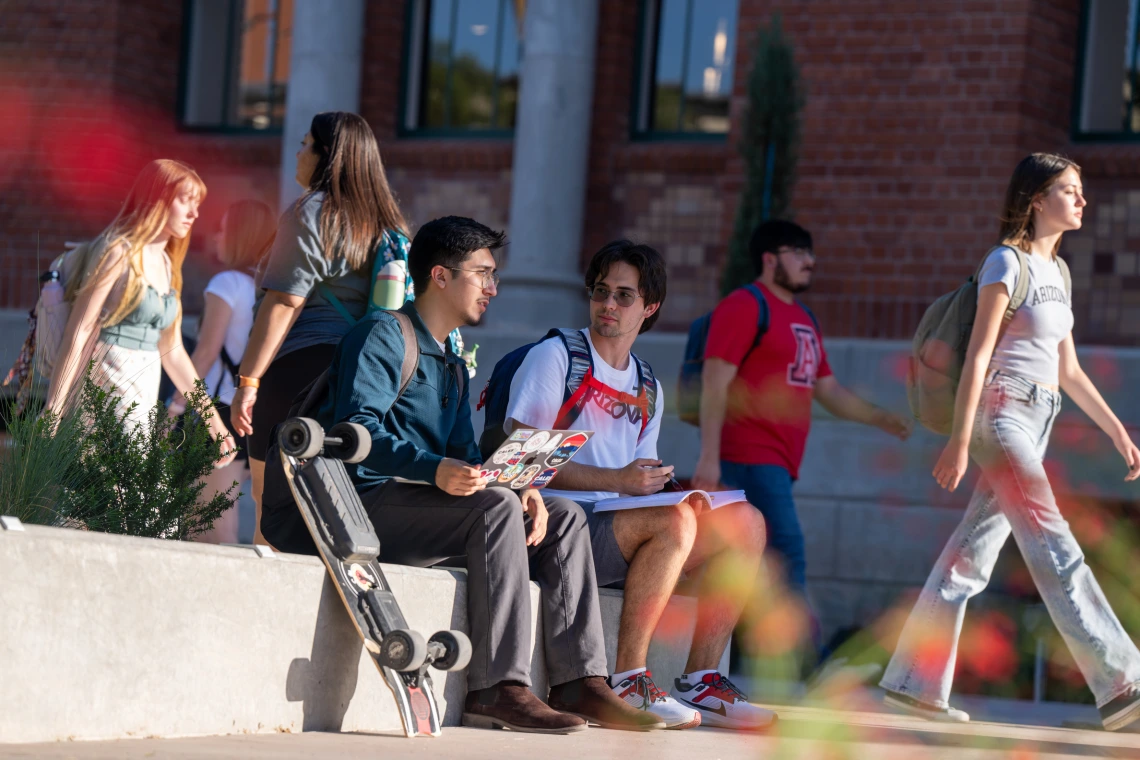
[592,489,747,513]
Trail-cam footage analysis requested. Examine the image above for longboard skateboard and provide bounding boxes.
[277,417,471,738]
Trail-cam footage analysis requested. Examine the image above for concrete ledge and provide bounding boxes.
[0,524,724,744]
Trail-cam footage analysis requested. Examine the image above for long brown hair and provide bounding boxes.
[302,111,407,270]
[220,200,276,270]
[999,153,1081,258]
[67,159,206,326]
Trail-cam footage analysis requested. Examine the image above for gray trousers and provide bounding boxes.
[361,481,609,691]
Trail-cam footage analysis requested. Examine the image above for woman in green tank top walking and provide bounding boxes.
[43,159,236,467]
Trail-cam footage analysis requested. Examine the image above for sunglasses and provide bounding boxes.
[587,285,641,307]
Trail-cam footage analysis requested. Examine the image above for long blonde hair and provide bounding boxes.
[998,152,1080,259]
[66,159,207,326]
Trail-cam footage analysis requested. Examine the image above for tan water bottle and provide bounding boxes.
[372,259,407,310]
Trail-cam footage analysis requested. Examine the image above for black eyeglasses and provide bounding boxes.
[450,268,500,288]
[587,285,641,307]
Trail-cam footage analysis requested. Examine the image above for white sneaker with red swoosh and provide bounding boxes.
[671,672,778,730]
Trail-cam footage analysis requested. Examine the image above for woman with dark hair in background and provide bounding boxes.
[175,199,276,544]
[880,154,1140,731]
[231,111,409,547]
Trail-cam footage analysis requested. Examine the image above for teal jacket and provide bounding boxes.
[316,301,478,491]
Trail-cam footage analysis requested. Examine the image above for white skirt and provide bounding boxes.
[90,342,163,431]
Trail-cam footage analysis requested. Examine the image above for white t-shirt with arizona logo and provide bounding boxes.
[504,328,664,503]
[978,246,1074,386]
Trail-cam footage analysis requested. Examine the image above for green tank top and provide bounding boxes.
[100,285,179,352]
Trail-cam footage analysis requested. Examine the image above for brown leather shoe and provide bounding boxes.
[548,676,666,731]
[463,681,588,734]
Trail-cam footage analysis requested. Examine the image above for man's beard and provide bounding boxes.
[774,261,811,294]
[593,321,621,338]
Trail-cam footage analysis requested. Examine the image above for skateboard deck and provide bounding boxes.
[278,420,469,738]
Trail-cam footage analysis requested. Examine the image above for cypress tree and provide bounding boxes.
[721,14,804,294]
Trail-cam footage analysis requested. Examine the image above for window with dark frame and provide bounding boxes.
[1076,0,1140,137]
[403,0,522,134]
[635,0,738,137]
[181,0,293,131]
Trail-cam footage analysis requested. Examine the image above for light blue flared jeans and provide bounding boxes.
[881,370,1140,708]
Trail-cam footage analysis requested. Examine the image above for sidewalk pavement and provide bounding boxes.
[3,701,1138,760]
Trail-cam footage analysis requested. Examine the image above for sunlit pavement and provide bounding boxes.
[3,697,1138,760]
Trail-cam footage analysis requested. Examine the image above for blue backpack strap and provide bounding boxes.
[796,300,822,333]
[632,352,657,440]
[743,283,770,351]
[548,328,594,429]
[553,328,593,405]
[319,284,357,325]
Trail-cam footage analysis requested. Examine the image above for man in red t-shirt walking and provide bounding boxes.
[693,220,911,610]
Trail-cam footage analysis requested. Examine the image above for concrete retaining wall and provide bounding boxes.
[0,523,726,744]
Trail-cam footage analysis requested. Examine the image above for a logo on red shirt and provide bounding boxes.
[787,324,822,388]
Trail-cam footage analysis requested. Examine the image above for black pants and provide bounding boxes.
[247,343,337,461]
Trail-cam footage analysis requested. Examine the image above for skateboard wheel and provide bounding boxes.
[380,629,428,672]
[278,417,324,459]
[429,630,472,672]
[326,422,371,464]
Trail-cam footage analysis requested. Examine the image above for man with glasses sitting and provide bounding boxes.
[261,217,661,734]
[498,240,775,730]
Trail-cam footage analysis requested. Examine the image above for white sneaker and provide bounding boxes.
[612,671,701,730]
[883,690,970,722]
[671,672,778,730]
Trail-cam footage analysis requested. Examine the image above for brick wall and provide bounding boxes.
[583,0,737,332]
[6,0,1140,344]
[740,1,1038,338]
[0,0,281,314]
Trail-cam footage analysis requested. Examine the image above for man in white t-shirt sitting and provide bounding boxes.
[503,240,775,731]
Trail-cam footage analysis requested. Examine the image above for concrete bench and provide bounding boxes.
[0,522,727,743]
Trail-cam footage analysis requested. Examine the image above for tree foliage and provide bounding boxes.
[722,14,804,294]
[1,372,235,539]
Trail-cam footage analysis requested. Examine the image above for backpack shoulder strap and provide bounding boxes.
[549,328,595,429]
[796,300,822,333]
[320,283,357,326]
[743,283,770,350]
[632,352,658,440]
[553,328,593,403]
[388,310,420,400]
[1006,246,1031,322]
[1057,256,1072,299]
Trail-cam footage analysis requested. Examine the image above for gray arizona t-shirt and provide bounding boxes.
[977,246,1074,385]
[255,191,370,359]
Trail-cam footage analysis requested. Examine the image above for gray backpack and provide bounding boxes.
[907,245,1071,434]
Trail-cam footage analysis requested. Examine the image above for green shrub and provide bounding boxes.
[1,371,235,539]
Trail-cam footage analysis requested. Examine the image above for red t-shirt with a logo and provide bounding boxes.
[704,283,831,478]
